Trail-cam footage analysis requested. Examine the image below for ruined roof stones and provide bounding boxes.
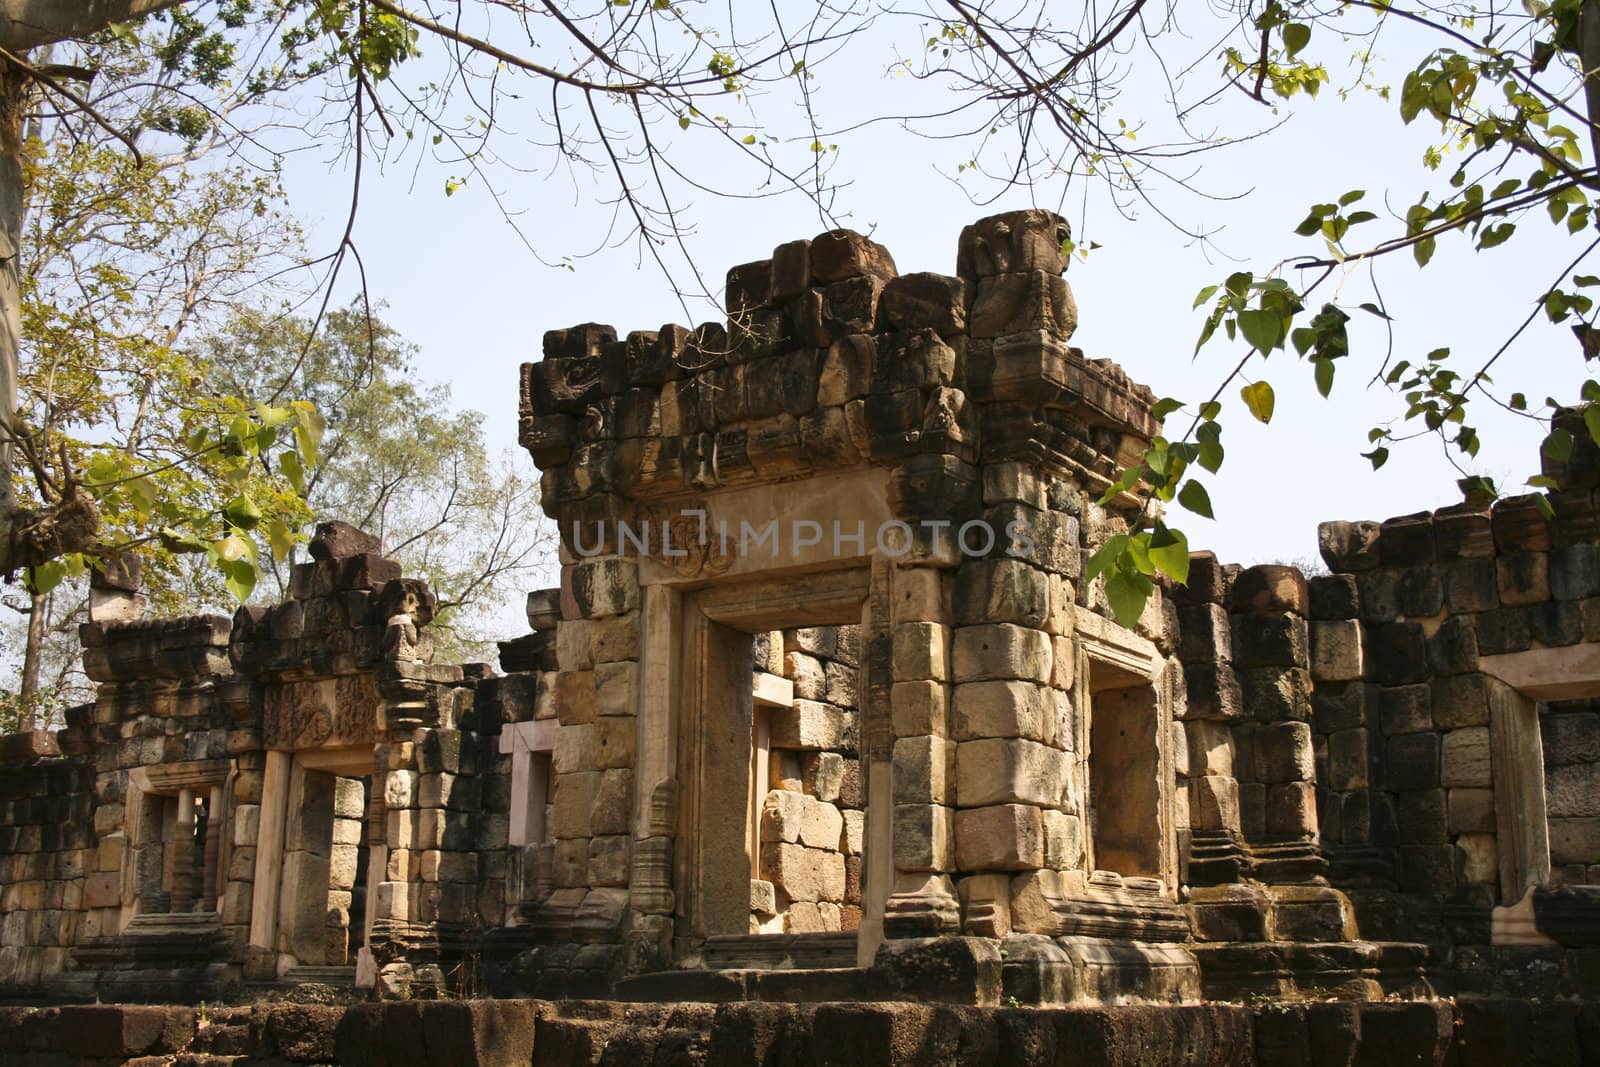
[518,211,1161,524]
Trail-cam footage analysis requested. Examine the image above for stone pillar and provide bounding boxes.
[170,787,195,913]
[879,561,961,937]
[248,750,291,957]
[1228,564,1325,884]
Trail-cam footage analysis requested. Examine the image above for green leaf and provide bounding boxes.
[1104,568,1153,628]
[26,560,66,596]
[1241,381,1276,424]
[1178,479,1215,518]
[1338,188,1365,206]
[1535,494,1556,520]
[1148,524,1190,583]
[280,451,306,496]
[1283,22,1311,57]
[220,557,257,602]
[1585,406,1600,448]
[1414,235,1436,267]
[1151,397,1185,419]
[223,495,262,530]
[159,527,210,554]
[292,401,325,468]
[1199,401,1221,421]
[1363,446,1390,470]
[266,518,297,564]
[1314,357,1335,398]
[1085,534,1130,583]
[255,403,294,428]
[1193,284,1219,309]
[214,535,250,563]
[1238,308,1284,352]
[1545,428,1575,461]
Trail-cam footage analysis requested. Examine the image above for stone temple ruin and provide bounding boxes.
[3,210,1600,1060]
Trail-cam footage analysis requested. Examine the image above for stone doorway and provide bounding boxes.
[249,747,375,978]
[651,567,874,968]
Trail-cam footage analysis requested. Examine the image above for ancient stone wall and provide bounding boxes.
[0,732,93,993]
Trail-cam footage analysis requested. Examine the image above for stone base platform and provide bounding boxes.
[3,995,1595,1065]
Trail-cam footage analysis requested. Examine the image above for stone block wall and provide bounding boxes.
[0,732,92,990]
[1542,698,1600,884]
[754,625,864,934]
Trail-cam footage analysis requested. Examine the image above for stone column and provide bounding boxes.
[879,561,961,937]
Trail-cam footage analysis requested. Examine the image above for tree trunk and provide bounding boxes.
[0,54,95,576]
[1585,0,1600,172]
[18,589,44,728]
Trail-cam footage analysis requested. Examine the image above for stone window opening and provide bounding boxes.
[125,761,231,923]
[502,720,556,909]
[1079,626,1173,898]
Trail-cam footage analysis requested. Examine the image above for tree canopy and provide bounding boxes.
[6,1,1600,628]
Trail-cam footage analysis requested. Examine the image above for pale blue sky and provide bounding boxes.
[271,6,1584,628]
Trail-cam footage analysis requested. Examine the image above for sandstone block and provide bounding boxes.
[588,836,629,886]
[891,622,950,682]
[1497,552,1550,607]
[769,700,845,750]
[1447,788,1495,834]
[232,804,261,847]
[761,841,847,901]
[1251,722,1315,784]
[952,623,1053,684]
[589,769,633,837]
[892,736,955,805]
[550,771,600,839]
[554,669,597,726]
[1187,776,1240,831]
[954,558,1049,628]
[804,751,846,803]
[552,724,596,775]
[1441,727,1492,788]
[1327,728,1370,791]
[955,737,1065,807]
[785,651,828,700]
[798,797,845,850]
[1310,620,1364,682]
[594,715,636,770]
[955,803,1044,871]
[891,680,948,739]
[951,679,1052,743]
[1185,719,1234,777]
[1457,833,1498,885]
[1042,810,1083,870]
[594,660,637,716]
[892,804,955,872]
[762,789,806,844]
[1265,782,1317,835]
[958,873,1013,938]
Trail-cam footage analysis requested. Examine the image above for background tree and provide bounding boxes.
[204,303,550,660]
[9,1,1600,631]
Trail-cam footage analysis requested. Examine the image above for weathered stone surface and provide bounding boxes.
[810,229,898,285]
[1310,619,1363,682]
[761,841,847,902]
[951,680,1051,743]
[952,624,1053,684]
[1441,727,1492,788]
[1230,565,1309,615]
[955,804,1044,871]
[893,736,955,805]
[1318,520,1382,573]
[955,738,1065,808]
[892,805,955,872]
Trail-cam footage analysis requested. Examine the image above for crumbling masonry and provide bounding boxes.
[4,211,1600,1021]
